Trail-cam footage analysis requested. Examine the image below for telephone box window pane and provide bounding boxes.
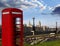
[15,18,21,46]
[16,18,21,24]
[16,25,21,31]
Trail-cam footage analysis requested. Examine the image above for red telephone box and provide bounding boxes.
[2,8,23,46]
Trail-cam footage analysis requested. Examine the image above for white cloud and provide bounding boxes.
[20,0,25,2]
[52,4,60,15]
[19,0,38,8]
[20,5,28,9]
[48,6,54,10]
[1,0,7,2]
[31,0,37,2]
[56,4,60,7]
[17,0,46,11]
[40,0,44,3]
[31,0,47,11]
[51,4,60,11]
[40,5,47,11]
[15,1,20,4]
[0,0,47,11]
[4,3,11,7]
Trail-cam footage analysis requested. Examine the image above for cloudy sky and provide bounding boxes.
[0,0,60,28]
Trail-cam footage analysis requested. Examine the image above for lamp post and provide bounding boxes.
[31,17,35,35]
[56,22,58,34]
[32,17,35,31]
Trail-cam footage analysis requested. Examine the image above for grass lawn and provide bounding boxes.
[0,40,60,46]
[24,40,60,46]
[36,40,60,46]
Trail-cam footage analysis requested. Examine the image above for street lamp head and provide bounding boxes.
[33,17,35,19]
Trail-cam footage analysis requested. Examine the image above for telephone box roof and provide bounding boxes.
[2,8,22,12]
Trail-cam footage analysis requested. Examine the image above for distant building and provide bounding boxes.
[36,21,41,27]
[27,21,32,27]
[42,26,49,31]
[42,26,46,31]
